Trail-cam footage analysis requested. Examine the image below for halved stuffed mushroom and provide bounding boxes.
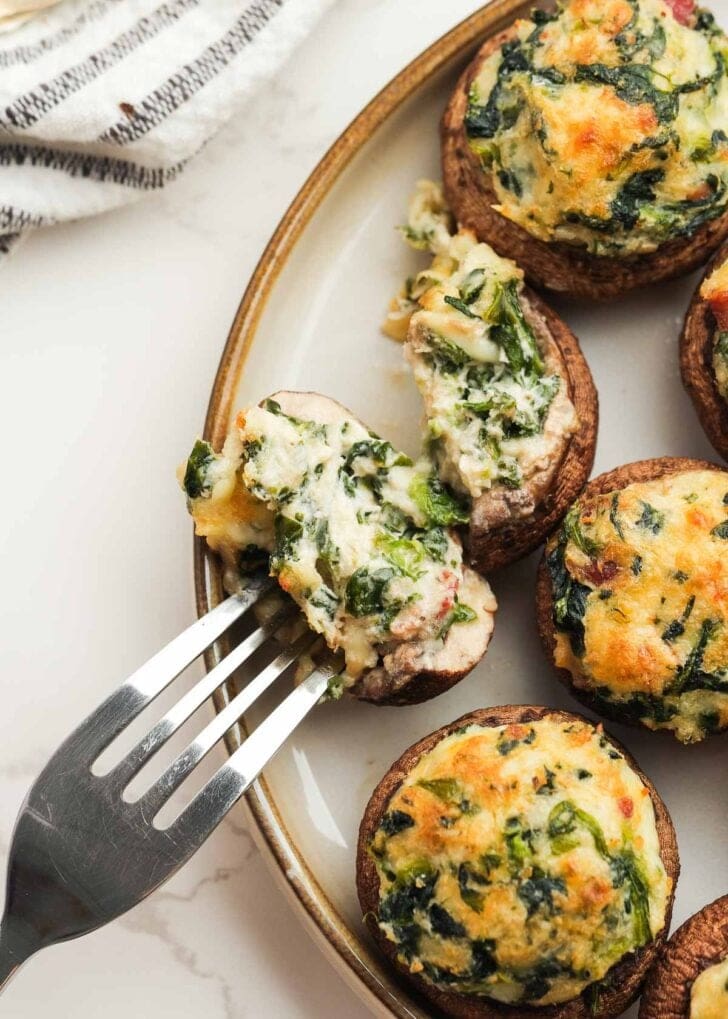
[181,391,496,705]
[384,181,598,573]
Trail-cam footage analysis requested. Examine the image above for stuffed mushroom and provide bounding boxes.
[639,894,728,1019]
[357,705,679,1017]
[681,242,728,460]
[384,181,598,573]
[442,0,728,300]
[181,391,497,705]
[537,457,728,742]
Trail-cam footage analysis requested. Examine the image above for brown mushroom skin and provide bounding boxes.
[639,896,728,1019]
[441,30,728,302]
[680,243,728,462]
[535,458,722,731]
[267,391,496,708]
[356,705,680,1019]
[467,287,598,575]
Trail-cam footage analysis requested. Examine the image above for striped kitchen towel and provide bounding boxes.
[0,0,335,257]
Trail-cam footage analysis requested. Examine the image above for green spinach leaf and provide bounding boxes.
[409,475,470,527]
[183,440,215,500]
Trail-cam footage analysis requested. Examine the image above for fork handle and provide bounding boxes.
[0,916,39,992]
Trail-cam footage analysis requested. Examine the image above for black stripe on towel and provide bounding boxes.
[0,142,188,188]
[0,205,44,233]
[0,231,24,255]
[100,0,283,145]
[0,0,200,131]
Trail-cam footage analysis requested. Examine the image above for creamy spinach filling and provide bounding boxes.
[370,718,669,1006]
[465,0,728,255]
[412,277,561,496]
[183,399,477,681]
[547,471,728,742]
[391,182,575,499]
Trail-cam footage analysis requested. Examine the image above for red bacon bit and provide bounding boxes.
[584,559,619,586]
[663,0,695,25]
[436,570,458,618]
[618,797,634,819]
[708,293,728,330]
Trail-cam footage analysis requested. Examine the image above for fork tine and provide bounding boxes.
[139,629,319,815]
[107,602,298,787]
[167,665,332,841]
[0,594,334,968]
[127,581,271,699]
[68,580,272,763]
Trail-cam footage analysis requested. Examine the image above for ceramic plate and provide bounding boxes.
[193,2,728,1015]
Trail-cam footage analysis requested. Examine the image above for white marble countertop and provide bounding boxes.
[0,1,487,1014]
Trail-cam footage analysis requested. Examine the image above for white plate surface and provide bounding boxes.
[209,23,728,1018]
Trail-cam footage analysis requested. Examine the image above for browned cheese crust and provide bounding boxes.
[680,242,728,462]
[639,895,728,1019]
[535,457,721,727]
[356,705,680,1019]
[441,29,728,302]
[467,287,598,574]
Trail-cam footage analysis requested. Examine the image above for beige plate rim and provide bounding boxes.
[193,2,533,1015]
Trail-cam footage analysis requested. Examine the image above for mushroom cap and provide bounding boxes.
[639,895,728,1019]
[535,457,723,732]
[356,704,680,1018]
[441,29,728,302]
[680,242,728,462]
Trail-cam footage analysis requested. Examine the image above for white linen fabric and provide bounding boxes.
[0,0,334,256]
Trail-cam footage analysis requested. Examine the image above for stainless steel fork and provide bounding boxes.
[0,578,335,992]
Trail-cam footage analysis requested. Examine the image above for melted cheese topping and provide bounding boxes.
[466,0,728,256]
[177,428,275,592]
[547,470,728,742]
[182,400,493,684]
[386,182,577,500]
[691,956,728,1018]
[700,257,728,400]
[371,717,670,1006]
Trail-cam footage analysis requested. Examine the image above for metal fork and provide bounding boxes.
[0,577,335,992]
